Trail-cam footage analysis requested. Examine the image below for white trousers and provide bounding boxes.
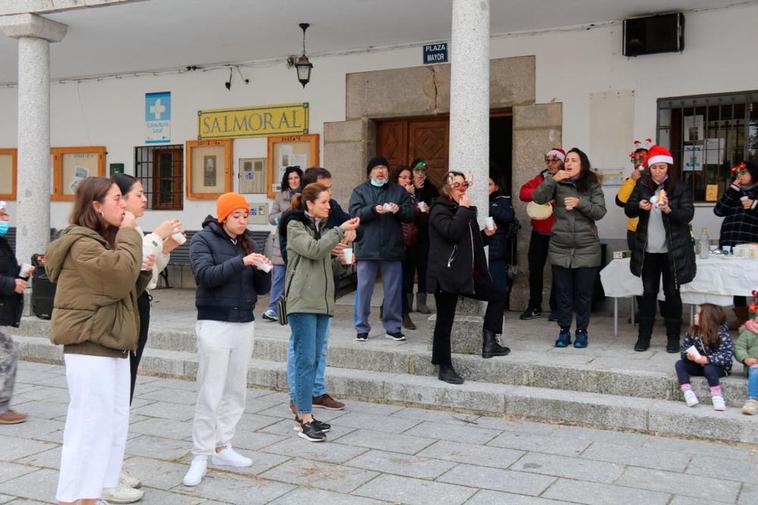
[56,353,130,502]
[191,320,254,457]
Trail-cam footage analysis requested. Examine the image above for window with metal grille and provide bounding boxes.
[657,91,758,203]
[134,145,184,210]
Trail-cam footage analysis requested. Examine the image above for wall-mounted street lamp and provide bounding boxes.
[287,23,313,87]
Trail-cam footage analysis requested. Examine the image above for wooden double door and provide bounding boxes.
[376,117,449,189]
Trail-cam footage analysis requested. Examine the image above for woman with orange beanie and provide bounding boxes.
[183,192,272,487]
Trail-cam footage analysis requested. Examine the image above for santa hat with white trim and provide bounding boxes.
[644,145,673,168]
[546,147,566,161]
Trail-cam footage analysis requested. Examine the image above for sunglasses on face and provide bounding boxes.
[451,182,470,190]
[544,157,560,163]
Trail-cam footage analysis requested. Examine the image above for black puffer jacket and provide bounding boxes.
[488,192,514,261]
[426,197,490,295]
[625,178,696,287]
[348,181,414,261]
[713,183,758,247]
[190,216,271,322]
[0,236,23,327]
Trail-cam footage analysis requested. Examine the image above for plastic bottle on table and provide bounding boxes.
[698,227,710,259]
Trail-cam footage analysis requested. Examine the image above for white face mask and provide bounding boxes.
[370,178,387,187]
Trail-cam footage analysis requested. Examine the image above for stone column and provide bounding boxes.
[449,0,489,222]
[0,14,67,264]
[434,0,490,356]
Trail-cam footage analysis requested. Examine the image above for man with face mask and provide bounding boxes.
[0,201,30,424]
[349,157,415,342]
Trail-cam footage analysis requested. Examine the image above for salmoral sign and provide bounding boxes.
[198,103,309,139]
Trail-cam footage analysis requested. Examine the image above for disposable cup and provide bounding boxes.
[686,345,701,358]
[417,201,427,212]
[485,217,495,230]
[257,261,273,273]
[20,262,33,277]
[172,231,187,245]
[343,247,354,265]
[740,196,749,201]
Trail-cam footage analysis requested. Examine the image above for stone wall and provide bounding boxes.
[510,103,563,310]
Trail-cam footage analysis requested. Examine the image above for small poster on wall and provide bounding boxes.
[683,115,704,142]
[683,145,704,172]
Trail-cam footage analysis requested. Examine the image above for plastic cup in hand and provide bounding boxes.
[686,345,701,358]
[255,259,272,273]
[343,247,354,265]
[485,217,495,230]
[172,230,187,245]
[417,201,427,212]
[383,203,393,211]
[20,262,33,277]
[740,196,749,202]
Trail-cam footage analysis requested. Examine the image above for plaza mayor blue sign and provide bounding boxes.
[423,42,448,64]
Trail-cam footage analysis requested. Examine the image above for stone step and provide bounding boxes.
[12,320,751,405]
[14,335,758,445]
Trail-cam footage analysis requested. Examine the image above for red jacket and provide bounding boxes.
[519,171,555,234]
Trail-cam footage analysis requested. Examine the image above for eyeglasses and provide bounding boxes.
[544,157,561,163]
[451,182,470,190]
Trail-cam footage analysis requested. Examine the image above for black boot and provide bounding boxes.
[417,293,432,314]
[664,317,682,353]
[482,329,510,359]
[636,316,654,351]
[438,364,464,384]
[666,335,680,353]
[633,336,650,352]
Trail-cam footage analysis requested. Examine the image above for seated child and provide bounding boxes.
[734,295,758,415]
[675,304,734,411]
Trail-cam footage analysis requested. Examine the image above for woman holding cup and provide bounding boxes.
[713,161,758,326]
[281,183,359,440]
[392,165,421,330]
[532,148,606,349]
[113,174,184,402]
[183,192,272,486]
[427,172,508,385]
[625,145,695,353]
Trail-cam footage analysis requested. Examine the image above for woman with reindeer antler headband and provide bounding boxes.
[426,171,510,385]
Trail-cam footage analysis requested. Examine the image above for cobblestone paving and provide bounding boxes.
[1,361,756,504]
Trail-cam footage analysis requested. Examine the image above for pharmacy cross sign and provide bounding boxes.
[145,91,171,144]
[150,99,166,120]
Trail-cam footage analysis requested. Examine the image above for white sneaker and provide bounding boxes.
[712,395,726,411]
[97,501,112,505]
[211,444,252,467]
[120,469,141,489]
[101,483,144,504]
[683,389,699,407]
[182,456,207,487]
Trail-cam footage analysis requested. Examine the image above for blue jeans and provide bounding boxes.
[288,317,331,402]
[288,313,330,414]
[265,265,286,314]
[749,365,758,399]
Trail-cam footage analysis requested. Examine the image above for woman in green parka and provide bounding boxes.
[281,183,359,442]
[532,147,606,349]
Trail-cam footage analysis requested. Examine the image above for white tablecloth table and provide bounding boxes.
[600,256,758,336]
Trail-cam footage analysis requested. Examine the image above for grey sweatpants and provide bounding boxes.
[354,260,403,334]
[0,331,18,414]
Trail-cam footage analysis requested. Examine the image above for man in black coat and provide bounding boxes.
[349,157,414,342]
[0,201,30,424]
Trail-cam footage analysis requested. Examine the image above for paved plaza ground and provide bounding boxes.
[1,360,757,505]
